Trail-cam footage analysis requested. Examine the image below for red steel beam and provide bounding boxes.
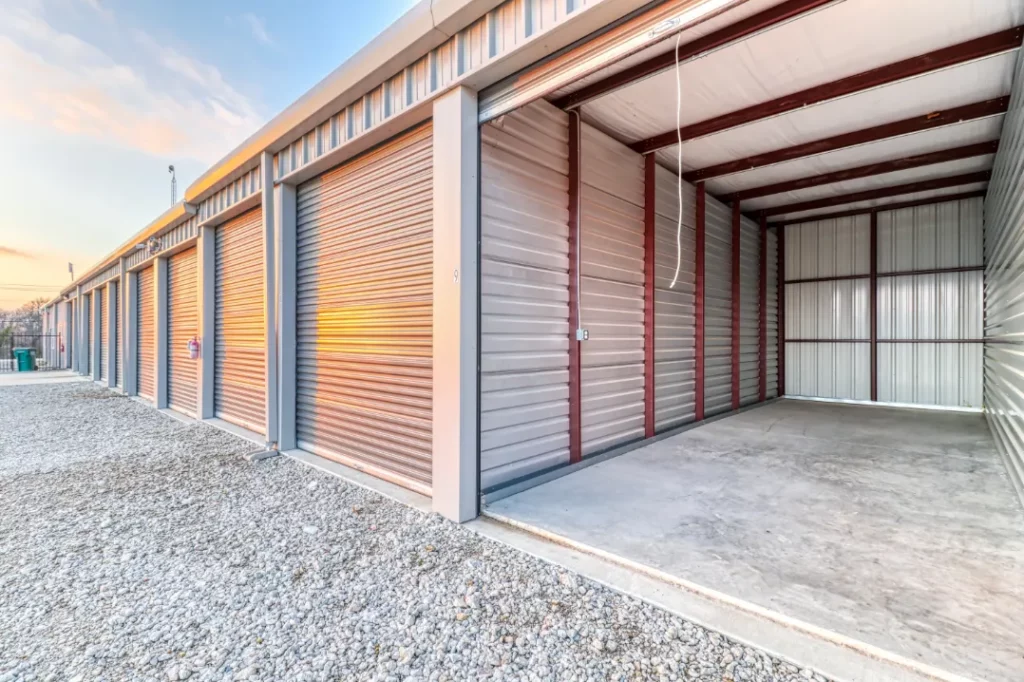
[760,171,991,217]
[631,27,1024,155]
[644,155,657,439]
[759,215,767,402]
[731,201,741,410]
[695,182,706,421]
[869,211,878,402]
[685,98,1009,183]
[777,225,785,397]
[721,141,998,202]
[553,0,837,110]
[766,190,988,226]
[568,114,582,464]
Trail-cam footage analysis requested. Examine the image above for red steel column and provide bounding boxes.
[644,155,657,438]
[869,211,878,402]
[731,201,741,410]
[777,224,785,397]
[759,216,768,402]
[695,183,706,421]
[568,114,582,463]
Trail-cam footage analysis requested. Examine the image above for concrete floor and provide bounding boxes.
[487,400,1024,682]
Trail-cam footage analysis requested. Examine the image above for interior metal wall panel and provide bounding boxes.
[876,199,984,408]
[579,123,646,455]
[703,196,732,416]
[215,209,266,434]
[167,248,199,417]
[766,228,779,398]
[784,217,871,400]
[137,267,155,401]
[295,124,433,493]
[98,288,108,382]
[479,101,570,490]
[984,48,1024,506]
[739,215,760,406]
[653,165,697,431]
[114,282,122,389]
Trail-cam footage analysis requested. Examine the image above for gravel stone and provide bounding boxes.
[0,382,832,682]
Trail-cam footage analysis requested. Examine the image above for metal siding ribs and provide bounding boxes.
[167,248,199,417]
[137,267,156,401]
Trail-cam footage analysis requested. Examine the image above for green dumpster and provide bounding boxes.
[12,348,36,372]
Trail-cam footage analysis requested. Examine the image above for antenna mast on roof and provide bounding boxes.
[168,165,177,205]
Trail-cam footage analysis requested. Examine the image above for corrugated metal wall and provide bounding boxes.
[653,166,697,430]
[479,101,570,490]
[137,267,155,401]
[703,196,732,416]
[85,293,92,376]
[114,283,122,389]
[766,228,779,398]
[167,248,199,417]
[739,215,760,406]
[215,209,266,433]
[295,124,433,493]
[98,288,108,382]
[983,48,1024,506]
[579,123,646,455]
[784,216,872,400]
[876,198,984,407]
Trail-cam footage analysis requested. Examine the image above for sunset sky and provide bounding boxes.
[0,0,416,309]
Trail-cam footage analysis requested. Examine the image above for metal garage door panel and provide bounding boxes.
[98,288,108,382]
[704,196,732,417]
[295,124,433,493]
[137,268,155,401]
[215,209,265,434]
[168,248,198,416]
[114,282,122,388]
[85,293,92,376]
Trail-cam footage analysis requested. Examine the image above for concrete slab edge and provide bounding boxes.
[478,511,978,682]
[204,417,265,448]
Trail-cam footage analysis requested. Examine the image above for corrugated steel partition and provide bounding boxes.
[295,124,433,493]
[479,101,571,490]
[765,228,780,399]
[215,209,266,433]
[983,50,1024,506]
[653,166,697,431]
[137,267,155,401]
[579,124,646,455]
[704,196,732,416]
[98,288,108,382]
[167,248,199,417]
[876,198,983,407]
[739,215,760,406]
[784,216,872,399]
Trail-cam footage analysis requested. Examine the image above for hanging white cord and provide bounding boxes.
[669,32,684,289]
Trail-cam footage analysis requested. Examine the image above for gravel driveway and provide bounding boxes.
[0,382,828,682]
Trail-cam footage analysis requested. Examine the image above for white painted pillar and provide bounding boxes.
[431,86,480,523]
[92,290,102,381]
[154,257,169,409]
[105,280,117,387]
[262,152,279,446]
[274,180,297,451]
[75,286,84,374]
[197,226,216,419]
[124,269,138,395]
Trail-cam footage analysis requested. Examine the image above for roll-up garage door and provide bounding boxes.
[215,209,265,433]
[137,267,155,401]
[167,248,198,417]
[98,288,108,382]
[295,124,433,493]
[114,282,122,389]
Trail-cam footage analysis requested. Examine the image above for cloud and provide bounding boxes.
[0,247,36,259]
[0,2,265,165]
[240,13,273,46]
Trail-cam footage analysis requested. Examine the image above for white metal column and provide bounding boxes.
[75,286,84,374]
[105,280,117,387]
[432,86,480,522]
[198,226,216,419]
[262,152,278,446]
[274,180,297,451]
[155,257,169,409]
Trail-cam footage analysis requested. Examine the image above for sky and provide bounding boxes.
[0,0,418,309]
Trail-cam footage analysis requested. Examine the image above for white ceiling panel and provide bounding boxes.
[772,183,989,222]
[580,0,1023,145]
[743,155,995,211]
[703,116,1004,195]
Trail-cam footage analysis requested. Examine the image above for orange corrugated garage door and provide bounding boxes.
[167,248,198,416]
